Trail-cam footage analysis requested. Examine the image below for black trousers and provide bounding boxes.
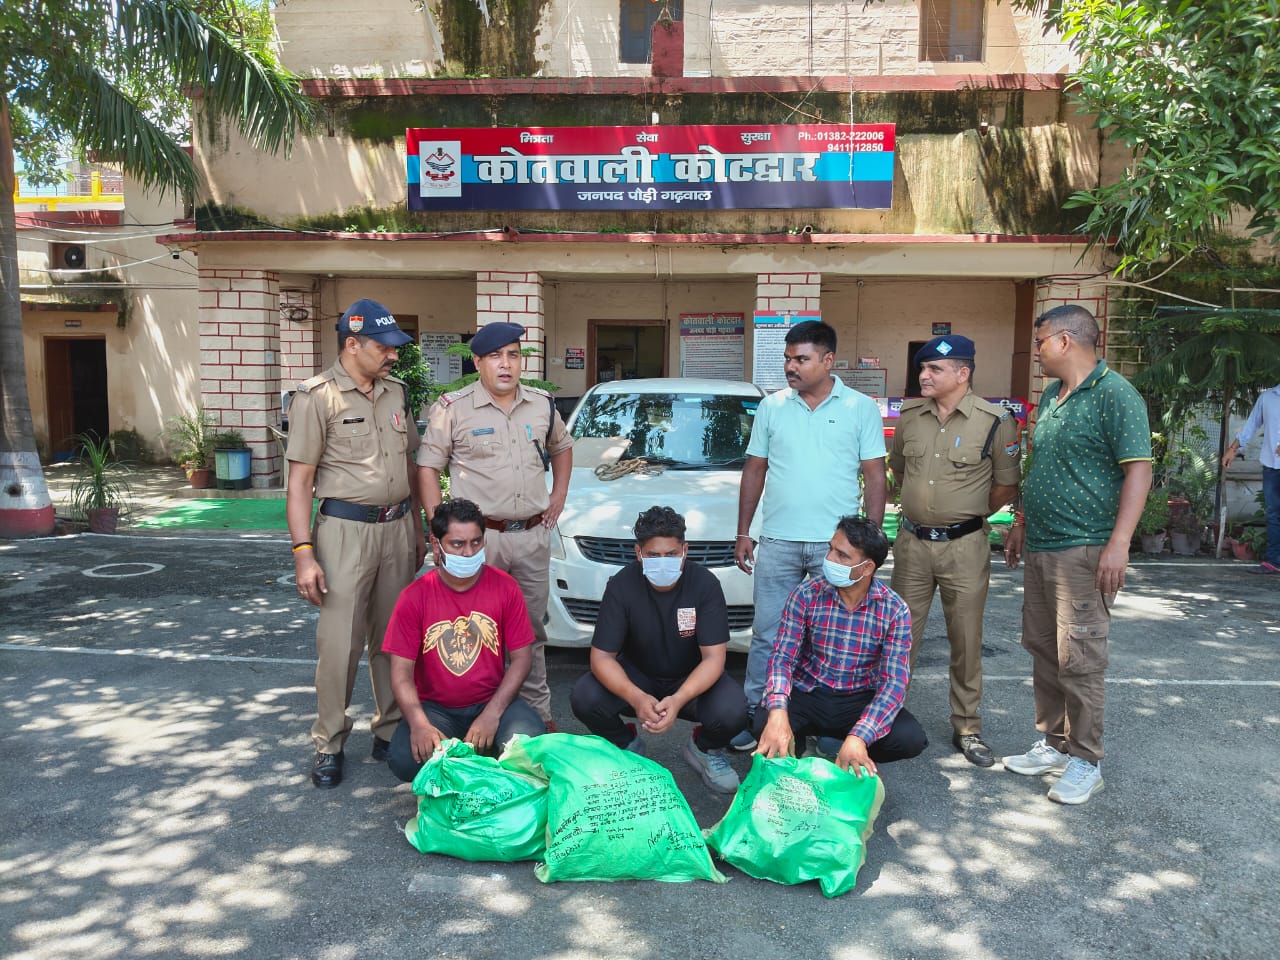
[752,685,928,763]
[570,659,748,751]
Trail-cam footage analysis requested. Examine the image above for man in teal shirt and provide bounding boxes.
[1003,305,1151,805]
[731,320,887,750]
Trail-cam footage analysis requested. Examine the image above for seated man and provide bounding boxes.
[570,505,748,795]
[755,515,928,776]
[383,498,546,783]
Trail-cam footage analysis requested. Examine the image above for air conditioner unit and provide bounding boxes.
[50,243,87,270]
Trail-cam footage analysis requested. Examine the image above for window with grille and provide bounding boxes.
[919,0,985,63]
[619,0,684,64]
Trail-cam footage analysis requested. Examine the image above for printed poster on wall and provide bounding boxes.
[406,124,896,211]
[679,314,745,379]
[752,312,821,392]
[419,332,463,385]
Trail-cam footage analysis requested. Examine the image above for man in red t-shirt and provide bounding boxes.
[383,498,545,782]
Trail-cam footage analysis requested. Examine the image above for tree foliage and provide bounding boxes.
[1036,0,1280,272]
[0,0,310,192]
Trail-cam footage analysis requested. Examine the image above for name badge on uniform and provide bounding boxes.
[677,607,697,637]
[471,427,496,436]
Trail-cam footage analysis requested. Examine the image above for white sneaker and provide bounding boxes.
[682,736,740,795]
[1003,738,1070,775]
[1048,757,1104,805]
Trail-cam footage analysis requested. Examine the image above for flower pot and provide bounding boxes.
[1140,532,1167,555]
[189,467,214,489]
[1232,539,1258,562]
[87,506,120,534]
[1170,529,1201,556]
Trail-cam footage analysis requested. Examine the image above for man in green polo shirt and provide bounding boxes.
[1002,305,1151,805]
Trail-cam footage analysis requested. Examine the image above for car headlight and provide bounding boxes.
[548,524,566,560]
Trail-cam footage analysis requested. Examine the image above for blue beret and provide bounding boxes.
[470,321,525,357]
[915,335,976,366]
[337,298,412,347]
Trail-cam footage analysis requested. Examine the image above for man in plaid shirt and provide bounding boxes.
[755,515,928,776]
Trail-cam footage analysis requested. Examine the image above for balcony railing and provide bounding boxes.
[14,172,125,210]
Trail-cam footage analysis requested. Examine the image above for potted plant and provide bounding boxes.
[1135,487,1170,554]
[1235,525,1267,562]
[1165,434,1215,556]
[166,408,217,488]
[70,433,131,533]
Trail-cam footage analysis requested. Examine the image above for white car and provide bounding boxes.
[545,378,765,652]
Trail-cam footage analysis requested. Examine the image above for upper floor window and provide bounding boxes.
[919,0,985,63]
[620,0,684,64]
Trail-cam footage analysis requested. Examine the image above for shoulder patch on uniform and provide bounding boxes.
[1004,441,1021,457]
[297,371,333,393]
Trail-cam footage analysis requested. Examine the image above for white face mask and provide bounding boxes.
[823,557,872,588]
[641,555,684,588]
[440,546,485,579]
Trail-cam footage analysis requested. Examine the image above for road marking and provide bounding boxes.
[82,562,165,578]
[1,642,1278,686]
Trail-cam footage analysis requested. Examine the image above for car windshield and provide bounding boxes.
[571,391,759,468]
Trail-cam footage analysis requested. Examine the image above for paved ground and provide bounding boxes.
[1,519,1277,959]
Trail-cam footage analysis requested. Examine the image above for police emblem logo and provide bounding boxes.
[422,612,501,676]
[347,315,364,333]
[936,340,953,356]
[1005,441,1021,457]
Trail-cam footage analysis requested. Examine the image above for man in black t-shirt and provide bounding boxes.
[570,505,748,795]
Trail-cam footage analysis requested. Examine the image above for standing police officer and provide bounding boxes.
[889,335,1020,767]
[417,322,573,728]
[286,298,427,789]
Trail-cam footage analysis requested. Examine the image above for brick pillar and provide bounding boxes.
[280,287,323,387]
[755,272,821,315]
[199,267,282,488]
[476,271,545,379]
[1030,277,1109,408]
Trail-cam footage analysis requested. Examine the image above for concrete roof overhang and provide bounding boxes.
[156,231,1093,281]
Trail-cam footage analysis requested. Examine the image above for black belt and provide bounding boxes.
[320,497,413,523]
[901,515,984,542]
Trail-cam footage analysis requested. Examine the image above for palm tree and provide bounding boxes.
[0,0,311,536]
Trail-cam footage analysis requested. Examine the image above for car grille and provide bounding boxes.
[575,537,738,568]
[562,598,753,631]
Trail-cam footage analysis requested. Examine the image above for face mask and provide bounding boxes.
[440,546,485,579]
[641,555,684,588]
[823,557,871,588]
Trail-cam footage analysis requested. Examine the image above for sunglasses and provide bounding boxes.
[1032,329,1069,349]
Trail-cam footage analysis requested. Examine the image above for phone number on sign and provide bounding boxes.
[798,130,886,142]
[824,143,888,153]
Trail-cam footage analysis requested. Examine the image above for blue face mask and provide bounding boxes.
[641,555,684,588]
[440,546,485,579]
[823,557,872,588]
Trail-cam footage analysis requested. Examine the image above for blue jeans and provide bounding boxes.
[743,538,829,710]
[387,698,545,782]
[1264,465,1280,566]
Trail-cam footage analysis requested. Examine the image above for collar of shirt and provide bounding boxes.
[921,388,978,423]
[785,374,847,410]
[472,381,533,410]
[329,360,382,399]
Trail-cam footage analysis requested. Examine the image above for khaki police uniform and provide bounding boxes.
[287,361,420,754]
[889,392,1021,736]
[418,381,573,723]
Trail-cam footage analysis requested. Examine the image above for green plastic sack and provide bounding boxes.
[404,738,549,862]
[705,753,885,897]
[503,733,727,884]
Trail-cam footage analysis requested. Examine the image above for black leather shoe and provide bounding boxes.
[953,733,996,768]
[312,751,344,788]
[370,737,390,762]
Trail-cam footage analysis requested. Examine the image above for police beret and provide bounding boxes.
[915,335,976,366]
[336,298,412,347]
[470,321,525,357]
